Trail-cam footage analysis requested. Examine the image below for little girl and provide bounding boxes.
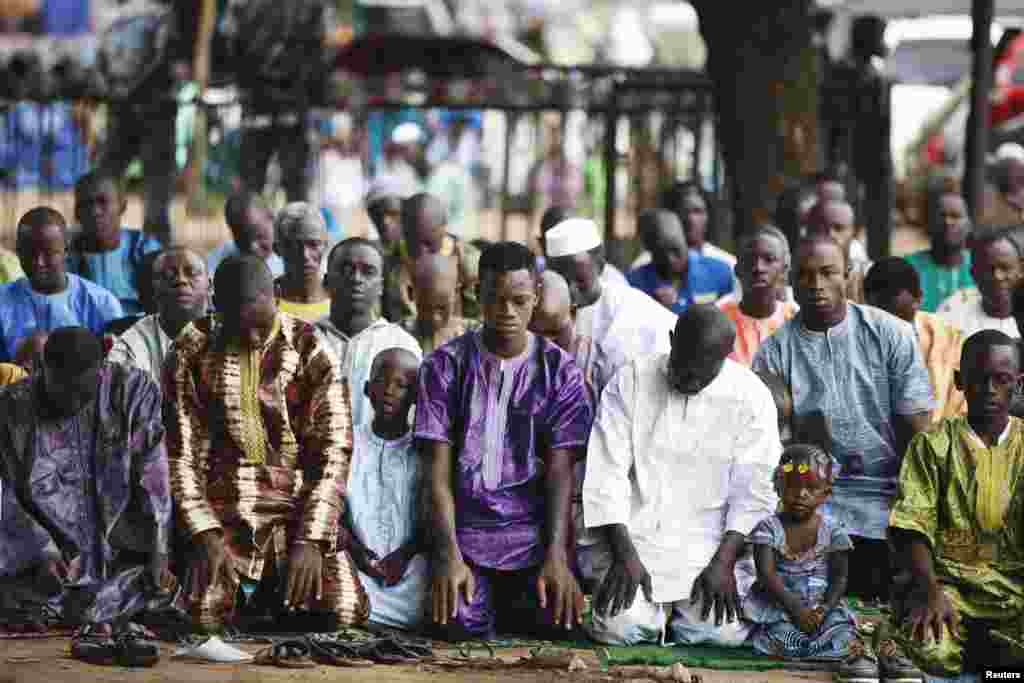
[744,444,857,660]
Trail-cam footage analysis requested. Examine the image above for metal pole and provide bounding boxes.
[964,0,995,220]
[603,97,618,246]
[187,0,218,219]
[500,111,514,241]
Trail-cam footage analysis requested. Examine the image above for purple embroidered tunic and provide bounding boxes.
[415,331,592,571]
[0,363,172,624]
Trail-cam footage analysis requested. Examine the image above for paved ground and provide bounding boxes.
[0,638,836,683]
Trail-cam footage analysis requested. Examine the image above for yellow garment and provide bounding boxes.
[0,248,24,284]
[914,311,966,423]
[229,315,281,466]
[277,298,331,323]
[890,416,1024,675]
[0,363,27,385]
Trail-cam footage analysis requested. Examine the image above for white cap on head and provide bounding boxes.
[997,142,1024,162]
[391,122,423,145]
[545,218,602,258]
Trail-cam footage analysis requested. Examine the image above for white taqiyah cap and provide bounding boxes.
[997,142,1024,162]
[391,122,423,145]
[545,218,602,258]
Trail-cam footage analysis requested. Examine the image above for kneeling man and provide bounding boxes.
[583,305,780,645]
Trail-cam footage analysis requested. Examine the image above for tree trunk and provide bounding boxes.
[692,0,818,237]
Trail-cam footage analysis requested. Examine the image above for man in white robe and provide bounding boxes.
[544,218,677,364]
[583,305,780,646]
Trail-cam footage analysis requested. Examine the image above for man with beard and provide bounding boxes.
[753,236,934,612]
[582,305,779,646]
[938,226,1023,339]
[108,248,209,379]
[316,238,421,430]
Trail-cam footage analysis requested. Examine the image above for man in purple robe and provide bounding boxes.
[0,327,172,666]
[416,241,593,641]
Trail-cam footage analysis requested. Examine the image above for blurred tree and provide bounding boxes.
[691,0,818,235]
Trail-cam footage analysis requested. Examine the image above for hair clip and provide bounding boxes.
[782,463,794,473]
[797,463,809,474]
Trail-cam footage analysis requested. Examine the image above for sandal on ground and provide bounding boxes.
[254,639,317,669]
[306,636,375,667]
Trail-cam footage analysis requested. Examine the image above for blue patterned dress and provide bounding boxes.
[743,513,857,659]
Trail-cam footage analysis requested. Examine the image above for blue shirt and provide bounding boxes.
[0,275,124,361]
[66,228,162,315]
[751,303,936,540]
[626,251,734,314]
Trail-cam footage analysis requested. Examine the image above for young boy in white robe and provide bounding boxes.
[341,347,429,629]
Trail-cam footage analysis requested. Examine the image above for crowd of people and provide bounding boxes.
[0,168,1022,683]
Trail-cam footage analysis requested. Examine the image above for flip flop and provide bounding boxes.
[306,636,375,668]
[253,639,317,669]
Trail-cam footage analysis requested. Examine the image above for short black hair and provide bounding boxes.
[962,328,1021,369]
[224,192,268,232]
[213,253,273,303]
[16,206,67,244]
[326,236,383,271]
[44,326,103,375]
[864,257,922,300]
[478,241,538,282]
[794,233,848,269]
[74,170,122,198]
[971,225,1023,259]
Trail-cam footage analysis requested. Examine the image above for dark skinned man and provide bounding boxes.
[889,330,1024,677]
[937,226,1023,339]
[316,237,421,429]
[0,328,172,666]
[0,207,122,362]
[753,235,934,672]
[415,241,592,641]
[627,209,733,315]
[717,224,798,366]
[109,247,209,379]
[387,192,480,322]
[583,305,779,645]
[904,190,975,313]
[165,254,367,632]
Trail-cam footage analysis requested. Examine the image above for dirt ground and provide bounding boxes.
[0,638,835,683]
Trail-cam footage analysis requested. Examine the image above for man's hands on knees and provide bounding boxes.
[432,556,474,625]
[690,560,741,626]
[905,581,959,644]
[690,531,745,626]
[537,553,584,629]
[285,543,324,609]
[893,529,960,644]
[595,524,654,618]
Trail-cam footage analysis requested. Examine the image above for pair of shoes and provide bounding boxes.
[836,635,922,683]
[71,623,161,667]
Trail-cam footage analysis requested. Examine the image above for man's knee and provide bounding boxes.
[669,599,751,647]
[587,599,665,646]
